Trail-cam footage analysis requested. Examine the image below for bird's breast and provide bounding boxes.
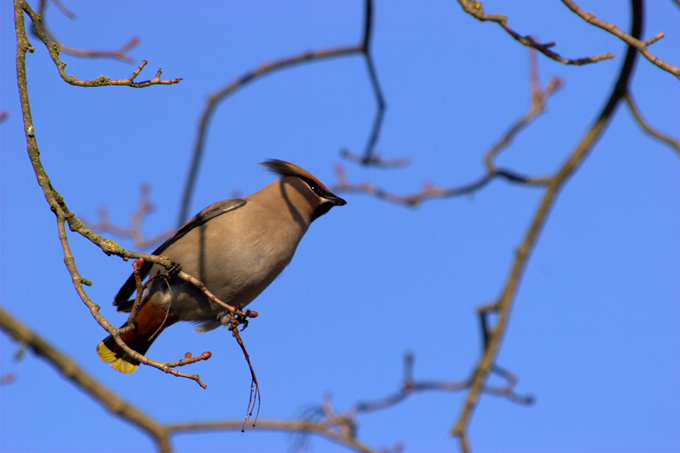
[155,204,308,320]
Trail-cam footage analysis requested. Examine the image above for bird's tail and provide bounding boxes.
[97,300,178,374]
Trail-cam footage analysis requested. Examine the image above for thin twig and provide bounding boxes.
[485,48,563,177]
[0,306,173,453]
[561,0,680,79]
[60,218,210,388]
[52,35,139,63]
[174,271,253,317]
[340,150,410,169]
[340,0,396,167]
[625,93,680,157]
[352,353,533,414]
[48,0,75,19]
[457,0,614,66]
[37,0,139,63]
[23,1,180,87]
[167,419,376,453]
[229,321,261,431]
[178,46,361,225]
[83,184,172,250]
[117,259,146,335]
[14,0,206,388]
[0,309,373,453]
[333,49,561,206]
[177,0,390,224]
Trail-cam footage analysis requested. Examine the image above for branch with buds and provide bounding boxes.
[36,0,139,63]
[19,0,181,88]
[82,185,173,251]
[333,48,562,206]
[457,0,614,66]
[561,0,680,79]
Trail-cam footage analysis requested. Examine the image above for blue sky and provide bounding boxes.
[1,1,678,452]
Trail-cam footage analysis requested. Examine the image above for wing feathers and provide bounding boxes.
[113,198,247,308]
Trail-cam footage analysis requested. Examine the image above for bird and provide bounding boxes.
[97,159,346,373]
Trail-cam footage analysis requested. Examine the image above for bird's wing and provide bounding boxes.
[113,198,247,310]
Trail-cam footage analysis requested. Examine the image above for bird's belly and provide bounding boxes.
[153,234,299,327]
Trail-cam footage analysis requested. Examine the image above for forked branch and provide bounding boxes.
[562,0,680,79]
[177,0,392,225]
[451,1,643,450]
[333,49,561,206]
[20,0,181,87]
[37,0,139,63]
[457,0,614,65]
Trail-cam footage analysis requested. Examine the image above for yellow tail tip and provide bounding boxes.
[97,341,139,374]
[96,341,117,362]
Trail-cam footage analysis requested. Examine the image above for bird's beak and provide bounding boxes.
[327,194,347,206]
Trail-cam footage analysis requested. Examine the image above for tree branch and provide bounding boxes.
[20,0,180,87]
[351,353,533,414]
[0,306,382,453]
[82,184,173,251]
[0,306,377,453]
[177,0,390,225]
[0,305,173,453]
[13,0,218,388]
[333,48,561,206]
[36,0,139,63]
[625,93,680,156]
[457,0,615,66]
[561,0,680,79]
[451,0,643,449]
[167,419,376,453]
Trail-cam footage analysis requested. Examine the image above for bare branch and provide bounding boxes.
[333,165,541,207]
[457,0,615,66]
[20,1,180,87]
[341,0,395,167]
[178,0,390,224]
[49,32,140,63]
[1,305,378,453]
[82,184,172,250]
[333,49,561,206]
[561,0,680,79]
[117,259,147,335]
[13,0,209,388]
[48,0,76,19]
[352,353,533,414]
[625,93,680,156]
[178,47,361,224]
[167,419,377,453]
[0,306,173,453]
[340,149,410,169]
[36,0,139,63]
[451,0,643,446]
[229,321,261,431]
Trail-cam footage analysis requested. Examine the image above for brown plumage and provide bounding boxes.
[97,160,346,373]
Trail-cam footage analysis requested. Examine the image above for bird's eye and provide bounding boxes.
[300,176,328,197]
[301,177,320,194]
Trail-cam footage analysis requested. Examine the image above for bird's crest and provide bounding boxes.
[260,159,332,193]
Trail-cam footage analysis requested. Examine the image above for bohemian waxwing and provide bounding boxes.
[97,159,346,373]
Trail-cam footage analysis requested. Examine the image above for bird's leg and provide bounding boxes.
[233,310,250,331]
[220,309,255,332]
[166,261,182,277]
